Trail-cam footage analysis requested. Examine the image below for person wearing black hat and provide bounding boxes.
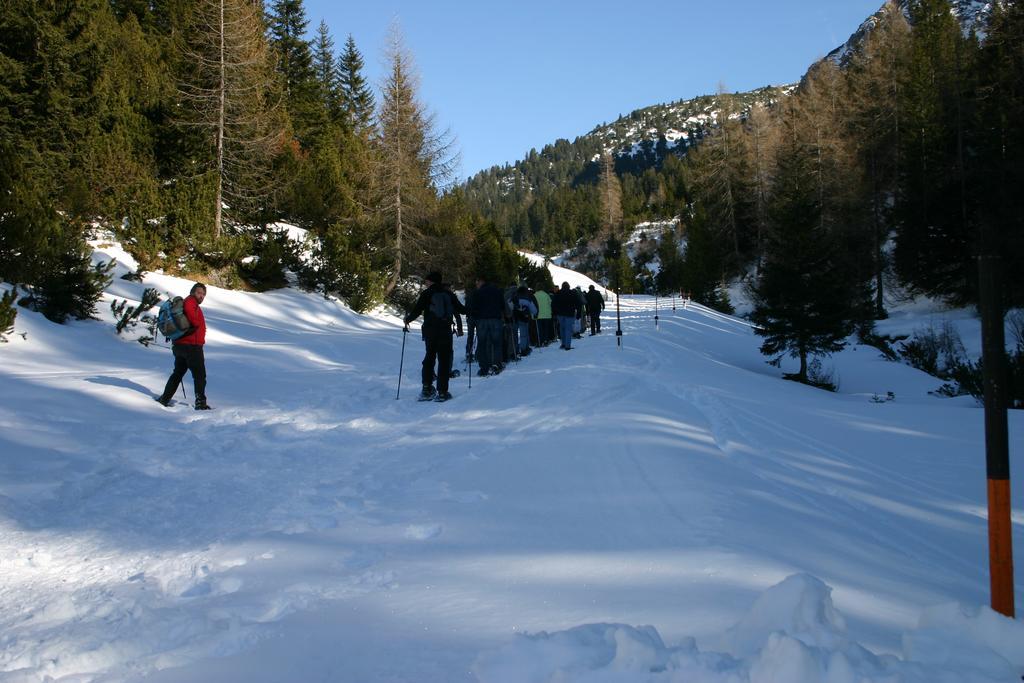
[404,271,467,401]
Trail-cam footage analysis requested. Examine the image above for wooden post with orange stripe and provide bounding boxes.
[979,248,1015,618]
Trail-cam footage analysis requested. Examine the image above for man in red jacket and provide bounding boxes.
[156,282,211,410]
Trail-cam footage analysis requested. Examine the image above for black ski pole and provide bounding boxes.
[396,327,408,400]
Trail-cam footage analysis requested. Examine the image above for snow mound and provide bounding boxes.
[473,574,1024,683]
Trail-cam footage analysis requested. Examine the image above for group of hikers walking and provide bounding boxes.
[151,272,609,409]
[404,271,607,402]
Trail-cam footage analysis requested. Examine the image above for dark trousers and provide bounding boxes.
[590,311,601,333]
[474,318,502,371]
[422,331,454,393]
[539,318,554,345]
[162,344,206,402]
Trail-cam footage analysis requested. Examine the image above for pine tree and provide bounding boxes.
[0,0,165,305]
[680,204,728,310]
[312,20,340,121]
[750,122,859,385]
[598,150,623,238]
[267,0,320,144]
[470,217,520,287]
[178,0,286,239]
[697,89,757,270]
[339,34,375,136]
[893,0,979,304]
[681,136,734,306]
[76,8,166,237]
[28,227,116,324]
[654,227,684,295]
[742,101,780,275]
[791,59,874,331]
[846,0,911,318]
[973,1,1024,307]
[268,0,313,89]
[374,22,456,296]
[0,1,65,285]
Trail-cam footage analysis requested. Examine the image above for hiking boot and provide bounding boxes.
[449,369,461,378]
[155,395,172,407]
[194,399,211,411]
[434,391,453,402]
[418,385,436,401]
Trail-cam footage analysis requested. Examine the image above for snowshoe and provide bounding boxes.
[449,369,461,378]
[434,391,453,402]
[154,395,174,407]
[194,399,212,411]
[418,386,437,401]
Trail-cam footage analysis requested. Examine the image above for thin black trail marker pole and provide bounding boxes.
[654,293,659,329]
[615,289,623,349]
[396,327,408,400]
[604,235,624,349]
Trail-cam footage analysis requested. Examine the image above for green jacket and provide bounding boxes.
[535,290,552,319]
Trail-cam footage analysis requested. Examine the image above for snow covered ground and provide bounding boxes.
[0,242,1021,682]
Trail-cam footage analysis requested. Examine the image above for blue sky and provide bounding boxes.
[302,0,886,180]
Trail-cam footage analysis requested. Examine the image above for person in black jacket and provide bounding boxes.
[404,272,466,401]
[469,275,506,376]
[551,282,581,350]
[585,284,605,335]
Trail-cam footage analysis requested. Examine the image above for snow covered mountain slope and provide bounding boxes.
[827,0,992,65]
[0,243,1021,682]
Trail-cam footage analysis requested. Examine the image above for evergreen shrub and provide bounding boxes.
[23,233,115,324]
[898,320,1022,407]
[0,289,17,341]
[111,287,160,343]
[858,329,906,361]
[806,358,838,392]
[240,233,288,291]
[898,322,966,379]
